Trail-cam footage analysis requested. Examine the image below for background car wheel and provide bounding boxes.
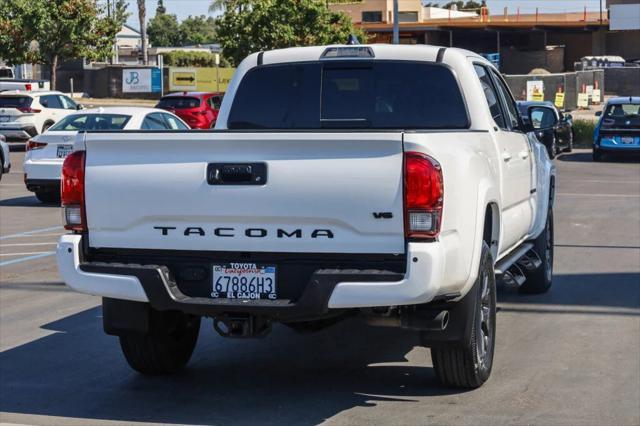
[431,241,496,388]
[35,191,60,204]
[593,149,603,162]
[547,139,556,159]
[520,208,554,294]
[119,309,201,374]
[564,132,574,153]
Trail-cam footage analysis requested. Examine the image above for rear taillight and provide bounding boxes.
[25,83,32,91]
[26,140,47,151]
[61,151,86,232]
[404,151,443,239]
[18,107,41,113]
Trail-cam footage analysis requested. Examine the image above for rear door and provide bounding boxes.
[84,132,405,254]
[474,64,534,253]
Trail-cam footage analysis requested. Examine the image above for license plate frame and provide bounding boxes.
[0,116,9,122]
[57,145,74,158]
[211,263,277,300]
[621,136,635,145]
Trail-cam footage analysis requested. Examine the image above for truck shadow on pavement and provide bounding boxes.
[1,272,638,424]
[0,195,57,207]
[0,308,460,425]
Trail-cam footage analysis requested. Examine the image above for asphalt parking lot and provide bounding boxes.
[1,148,639,426]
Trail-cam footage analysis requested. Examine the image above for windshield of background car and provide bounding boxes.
[0,96,33,109]
[49,114,131,131]
[157,97,201,109]
[228,61,469,129]
[602,103,640,127]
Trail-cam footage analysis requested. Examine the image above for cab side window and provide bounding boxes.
[490,70,520,131]
[40,95,63,109]
[473,64,506,129]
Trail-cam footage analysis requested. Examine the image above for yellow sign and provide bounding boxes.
[531,92,544,101]
[168,67,236,93]
[577,93,589,108]
[170,69,197,91]
[592,89,601,103]
[554,92,565,109]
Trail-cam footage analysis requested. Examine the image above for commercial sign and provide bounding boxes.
[592,89,601,103]
[122,68,161,93]
[169,67,236,92]
[577,93,589,108]
[526,80,544,102]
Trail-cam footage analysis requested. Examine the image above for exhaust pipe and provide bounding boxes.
[364,309,449,331]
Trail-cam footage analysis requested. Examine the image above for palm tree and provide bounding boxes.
[137,0,148,65]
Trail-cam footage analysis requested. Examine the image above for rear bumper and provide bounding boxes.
[25,178,60,193]
[24,158,63,181]
[56,234,447,320]
[0,125,37,142]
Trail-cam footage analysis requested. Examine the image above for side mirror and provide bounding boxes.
[564,113,573,121]
[77,104,84,110]
[527,106,558,131]
[595,111,602,117]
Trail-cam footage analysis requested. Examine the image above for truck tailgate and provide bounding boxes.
[84,132,405,254]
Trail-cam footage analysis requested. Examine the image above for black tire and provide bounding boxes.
[35,190,60,204]
[593,149,603,162]
[520,208,554,294]
[119,309,200,374]
[563,132,574,153]
[431,242,496,388]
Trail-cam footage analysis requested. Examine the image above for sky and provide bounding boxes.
[124,0,605,29]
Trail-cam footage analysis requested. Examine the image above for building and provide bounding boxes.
[329,1,640,73]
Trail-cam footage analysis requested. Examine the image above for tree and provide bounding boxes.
[0,0,127,90]
[180,15,217,46]
[216,0,366,66]
[136,0,148,64]
[147,12,181,46]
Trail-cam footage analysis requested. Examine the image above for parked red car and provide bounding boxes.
[155,92,223,129]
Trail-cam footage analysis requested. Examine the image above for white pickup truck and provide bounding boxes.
[57,44,556,388]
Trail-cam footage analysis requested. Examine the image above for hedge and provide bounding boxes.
[162,51,231,68]
[572,119,596,148]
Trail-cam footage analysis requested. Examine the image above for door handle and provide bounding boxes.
[502,152,512,162]
[519,150,529,159]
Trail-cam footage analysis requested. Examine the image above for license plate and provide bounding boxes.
[0,116,8,122]
[212,263,277,300]
[621,137,635,145]
[57,145,73,158]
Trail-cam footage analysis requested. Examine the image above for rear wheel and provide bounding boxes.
[119,309,200,374]
[520,208,554,294]
[431,242,496,388]
[35,190,60,204]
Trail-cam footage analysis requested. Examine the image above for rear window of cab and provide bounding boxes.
[228,61,469,130]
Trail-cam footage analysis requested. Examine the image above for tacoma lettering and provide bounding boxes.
[154,226,334,239]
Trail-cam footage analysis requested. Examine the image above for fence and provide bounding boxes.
[504,70,604,110]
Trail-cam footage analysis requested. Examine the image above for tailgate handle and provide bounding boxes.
[207,163,267,185]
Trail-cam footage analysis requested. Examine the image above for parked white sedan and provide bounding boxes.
[24,107,189,203]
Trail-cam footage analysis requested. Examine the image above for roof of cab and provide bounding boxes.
[607,96,640,105]
[253,44,483,66]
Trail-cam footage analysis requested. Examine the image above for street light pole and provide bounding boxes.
[599,0,603,23]
[392,0,399,44]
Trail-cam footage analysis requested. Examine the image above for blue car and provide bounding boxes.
[593,96,640,161]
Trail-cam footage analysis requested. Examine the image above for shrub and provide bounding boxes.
[163,51,231,68]
[572,119,596,148]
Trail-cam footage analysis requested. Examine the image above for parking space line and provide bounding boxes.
[556,193,640,198]
[0,252,55,267]
[0,251,56,256]
[0,226,62,241]
[1,242,57,247]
